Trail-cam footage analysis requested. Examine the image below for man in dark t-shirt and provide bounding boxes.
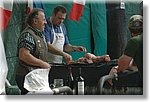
[109,15,143,85]
[124,34,143,77]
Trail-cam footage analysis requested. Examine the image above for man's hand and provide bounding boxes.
[73,46,87,52]
[104,55,111,62]
[63,52,72,62]
[39,60,51,69]
[107,66,118,86]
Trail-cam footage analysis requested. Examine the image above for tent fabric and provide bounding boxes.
[107,9,127,59]
[64,3,91,60]
[33,1,45,9]
[125,1,142,40]
[90,1,107,56]
[106,1,127,59]
[4,3,27,85]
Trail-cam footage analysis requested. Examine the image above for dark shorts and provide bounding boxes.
[15,75,29,95]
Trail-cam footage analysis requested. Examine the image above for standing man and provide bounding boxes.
[44,5,86,63]
[16,8,51,95]
[109,15,143,85]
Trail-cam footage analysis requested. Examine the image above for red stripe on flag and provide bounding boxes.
[27,0,33,15]
[27,7,31,15]
[68,3,84,22]
[0,8,12,31]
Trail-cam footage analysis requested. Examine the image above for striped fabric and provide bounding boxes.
[18,32,36,54]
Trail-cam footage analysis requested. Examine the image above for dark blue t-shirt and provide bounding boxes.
[44,17,69,45]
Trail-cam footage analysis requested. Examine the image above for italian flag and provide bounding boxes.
[0,0,13,31]
[68,0,86,22]
[27,0,33,15]
[0,0,13,94]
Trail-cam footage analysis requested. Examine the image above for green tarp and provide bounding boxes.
[90,1,107,56]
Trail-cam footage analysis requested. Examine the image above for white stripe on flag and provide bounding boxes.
[27,0,33,15]
[74,0,86,5]
[0,32,8,94]
[0,0,11,94]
